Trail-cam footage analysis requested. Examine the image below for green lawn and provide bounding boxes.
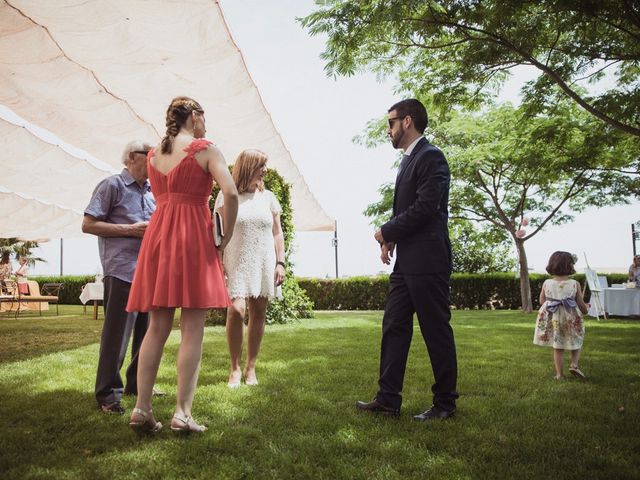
[0,307,638,479]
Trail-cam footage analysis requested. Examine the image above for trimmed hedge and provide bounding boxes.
[30,272,631,312]
[298,273,630,310]
[296,276,388,310]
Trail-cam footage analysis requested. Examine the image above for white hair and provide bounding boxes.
[121,140,152,164]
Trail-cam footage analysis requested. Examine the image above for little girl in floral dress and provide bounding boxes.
[533,251,590,379]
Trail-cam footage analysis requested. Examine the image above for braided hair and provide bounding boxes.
[160,96,205,154]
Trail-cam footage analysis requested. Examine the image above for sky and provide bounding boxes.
[14,0,640,278]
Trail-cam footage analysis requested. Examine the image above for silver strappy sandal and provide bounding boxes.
[170,413,207,433]
[129,407,162,434]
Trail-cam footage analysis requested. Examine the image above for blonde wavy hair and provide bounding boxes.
[232,149,268,193]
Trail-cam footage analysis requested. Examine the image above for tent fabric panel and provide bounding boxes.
[0,117,112,212]
[0,190,83,239]
[0,0,334,231]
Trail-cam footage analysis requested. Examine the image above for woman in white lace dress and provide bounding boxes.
[215,149,285,387]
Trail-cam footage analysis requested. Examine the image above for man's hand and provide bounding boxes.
[380,242,396,265]
[374,229,386,245]
[128,221,149,238]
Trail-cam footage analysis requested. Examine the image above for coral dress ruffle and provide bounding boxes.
[127,139,229,311]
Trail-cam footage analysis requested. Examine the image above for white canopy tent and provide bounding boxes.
[0,0,334,240]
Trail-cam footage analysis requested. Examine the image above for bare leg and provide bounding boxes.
[132,308,174,423]
[570,348,581,369]
[226,298,245,386]
[175,308,206,419]
[244,296,268,385]
[568,348,586,379]
[553,348,564,379]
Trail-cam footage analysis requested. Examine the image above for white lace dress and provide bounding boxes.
[215,189,282,299]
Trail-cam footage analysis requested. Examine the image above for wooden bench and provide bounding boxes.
[0,280,62,318]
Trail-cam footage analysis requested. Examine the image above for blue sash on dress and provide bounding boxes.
[546,297,577,313]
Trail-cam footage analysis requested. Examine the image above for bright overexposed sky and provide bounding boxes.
[12,0,640,278]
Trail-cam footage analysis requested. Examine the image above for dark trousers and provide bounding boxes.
[376,271,458,411]
[95,276,148,405]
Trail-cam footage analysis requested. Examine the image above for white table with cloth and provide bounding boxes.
[79,282,104,320]
[589,287,640,317]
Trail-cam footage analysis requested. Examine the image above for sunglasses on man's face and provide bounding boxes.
[132,150,149,155]
[388,116,408,128]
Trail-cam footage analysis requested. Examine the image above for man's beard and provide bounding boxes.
[391,127,405,149]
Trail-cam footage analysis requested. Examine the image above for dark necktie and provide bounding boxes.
[393,154,411,216]
[397,154,410,178]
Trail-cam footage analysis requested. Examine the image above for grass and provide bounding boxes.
[0,306,639,479]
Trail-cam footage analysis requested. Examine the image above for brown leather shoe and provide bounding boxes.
[413,405,455,421]
[355,398,400,417]
[99,401,125,415]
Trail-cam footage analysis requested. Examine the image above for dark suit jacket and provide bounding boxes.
[380,137,452,274]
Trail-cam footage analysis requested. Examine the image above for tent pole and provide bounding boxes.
[332,220,339,278]
[60,238,63,276]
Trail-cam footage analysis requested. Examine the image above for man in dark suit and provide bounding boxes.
[356,99,458,420]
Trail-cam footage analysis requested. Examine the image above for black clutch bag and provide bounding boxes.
[214,211,224,247]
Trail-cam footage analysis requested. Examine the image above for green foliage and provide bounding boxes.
[450,220,516,273]
[209,166,312,324]
[440,102,640,235]
[302,0,640,137]
[266,275,314,324]
[0,238,44,266]
[263,169,294,253]
[205,308,227,326]
[361,181,394,228]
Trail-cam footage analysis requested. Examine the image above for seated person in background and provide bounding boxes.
[15,255,29,295]
[629,255,640,286]
[0,251,12,293]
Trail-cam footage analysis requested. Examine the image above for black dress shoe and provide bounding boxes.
[413,405,455,421]
[355,398,400,417]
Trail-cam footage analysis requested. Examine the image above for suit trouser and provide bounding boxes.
[95,276,148,405]
[376,271,458,411]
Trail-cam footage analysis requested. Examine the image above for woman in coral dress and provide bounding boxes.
[126,96,238,433]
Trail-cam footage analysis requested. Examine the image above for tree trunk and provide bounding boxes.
[515,239,533,313]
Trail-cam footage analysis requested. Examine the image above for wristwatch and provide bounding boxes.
[276,261,286,269]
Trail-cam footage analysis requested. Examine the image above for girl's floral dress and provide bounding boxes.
[533,279,584,350]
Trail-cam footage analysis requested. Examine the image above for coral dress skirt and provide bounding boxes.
[126,139,229,312]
